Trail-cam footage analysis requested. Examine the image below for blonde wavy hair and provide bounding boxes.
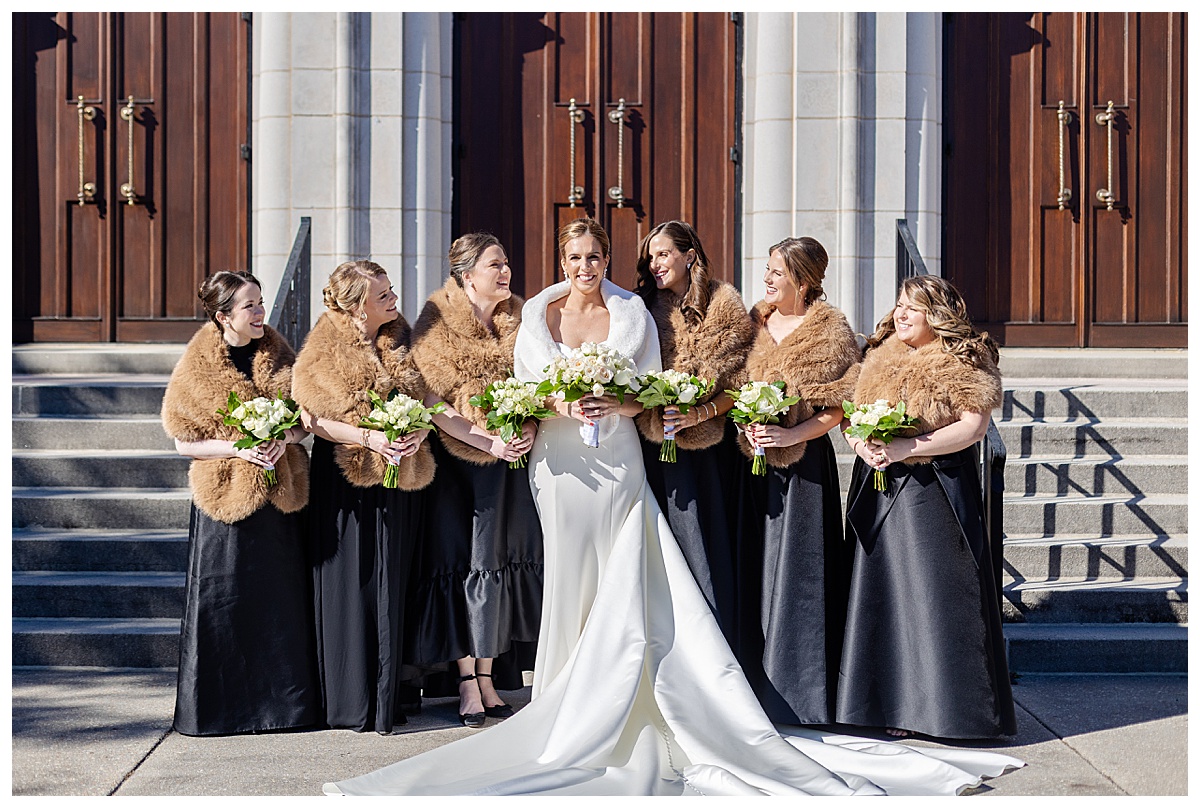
[448,232,503,288]
[867,275,1000,367]
[322,260,387,316]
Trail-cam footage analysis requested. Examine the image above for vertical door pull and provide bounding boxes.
[1094,100,1117,209]
[119,96,154,205]
[76,95,98,205]
[567,98,585,207]
[607,98,626,207]
[1056,100,1072,210]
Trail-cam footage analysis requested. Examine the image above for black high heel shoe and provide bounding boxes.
[457,674,487,728]
[476,672,514,719]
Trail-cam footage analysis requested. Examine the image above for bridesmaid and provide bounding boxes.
[735,237,860,726]
[632,220,753,640]
[408,233,542,727]
[837,274,1016,739]
[161,270,318,735]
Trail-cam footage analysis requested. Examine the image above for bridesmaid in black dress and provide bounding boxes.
[734,237,860,726]
[632,221,754,642]
[161,270,317,736]
[408,233,542,727]
[838,274,1016,739]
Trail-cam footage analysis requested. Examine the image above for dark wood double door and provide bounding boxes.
[13,12,250,342]
[453,12,740,297]
[945,12,1187,347]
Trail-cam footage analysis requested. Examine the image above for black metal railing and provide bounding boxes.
[894,219,1006,595]
[269,217,312,350]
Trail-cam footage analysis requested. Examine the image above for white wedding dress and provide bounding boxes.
[323,280,1023,796]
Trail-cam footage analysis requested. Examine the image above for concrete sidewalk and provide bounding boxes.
[10,667,1188,797]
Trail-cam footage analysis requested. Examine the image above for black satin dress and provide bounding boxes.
[404,433,544,693]
[733,431,851,726]
[837,447,1017,739]
[640,418,741,645]
[308,436,425,733]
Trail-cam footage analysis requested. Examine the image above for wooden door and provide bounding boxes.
[944,12,1186,347]
[13,11,251,343]
[453,12,739,297]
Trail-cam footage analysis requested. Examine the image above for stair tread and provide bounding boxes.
[1003,492,1188,504]
[1002,622,1188,637]
[13,413,166,422]
[12,373,170,385]
[1003,576,1187,590]
[13,571,185,585]
[12,617,180,633]
[1003,533,1187,545]
[997,416,1187,425]
[1003,377,1188,389]
[12,527,188,541]
[11,448,183,458]
[1004,454,1187,465]
[11,487,191,497]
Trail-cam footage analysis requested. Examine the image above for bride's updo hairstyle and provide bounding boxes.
[323,260,387,318]
[448,232,502,288]
[199,271,261,333]
[557,218,611,265]
[769,236,827,308]
[634,220,714,327]
[867,274,1000,367]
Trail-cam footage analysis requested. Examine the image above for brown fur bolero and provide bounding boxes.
[410,277,524,465]
[635,280,754,451]
[735,299,862,468]
[160,322,309,523]
[852,334,1002,464]
[291,310,435,489]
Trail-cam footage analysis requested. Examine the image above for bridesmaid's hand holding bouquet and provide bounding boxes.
[217,391,302,486]
[635,369,714,462]
[841,399,920,491]
[359,390,447,488]
[725,381,800,475]
[470,376,556,468]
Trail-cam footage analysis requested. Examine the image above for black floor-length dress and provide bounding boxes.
[837,448,1017,739]
[734,432,851,726]
[309,436,425,733]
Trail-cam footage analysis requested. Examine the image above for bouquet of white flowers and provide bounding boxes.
[469,376,556,468]
[635,369,715,462]
[358,390,447,488]
[543,342,642,448]
[841,398,920,491]
[217,391,302,486]
[724,380,801,475]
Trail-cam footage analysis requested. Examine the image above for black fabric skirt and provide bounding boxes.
[836,449,1017,739]
[404,433,543,693]
[734,433,850,726]
[640,418,741,645]
[174,502,320,736]
[308,437,424,733]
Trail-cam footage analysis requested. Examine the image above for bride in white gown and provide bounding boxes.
[324,219,1023,796]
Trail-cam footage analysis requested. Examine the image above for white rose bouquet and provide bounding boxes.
[358,390,447,488]
[724,380,801,476]
[543,342,642,448]
[469,376,556,469]
[841,398,920,491]
[635,369,715,462]
[217,391,302,486]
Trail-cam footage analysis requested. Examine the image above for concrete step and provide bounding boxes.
[1002,534,1188,580]
[12,343,186,375]
[1002,455,1188,496]
[1002,493,1187,536]
[1002,576,1187,624]
[12,374,169,416]
[995,417,1186,458]
[12,571,186,618]
[11,528,189,572]
[13,415,176,451]
[1003,623,1188,673]
[12,487,192,530]
[998,347,1187,379]
[11,618,179,667]
[1001,379,1187,420]
[11,450,190,488]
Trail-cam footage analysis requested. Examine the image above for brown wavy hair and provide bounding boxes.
[198,271,261,333]
[634,220,713,327]
[322,260,387,316]
[867,274,1000,367]
[769,237,827,308]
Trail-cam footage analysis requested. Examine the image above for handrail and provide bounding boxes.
[894,219,1006,598]
[269,217,312,351]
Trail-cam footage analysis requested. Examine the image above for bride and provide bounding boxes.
[324,219,1023,795]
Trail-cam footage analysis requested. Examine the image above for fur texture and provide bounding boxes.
[634,280,754,450]
[291,310,435,489]
[160,323,309,523]
[735,300,862,468]
[410,278,524,465]
[852,334,1002,464]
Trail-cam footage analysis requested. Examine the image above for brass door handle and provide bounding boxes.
[1095,100,1117,210]
[567,98,585,207]
[119,95,154,205]
[607,98,626,207]
[1056,100,1072,210]
[76,95,98,205]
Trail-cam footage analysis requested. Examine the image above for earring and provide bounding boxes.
[686,262,694,271]
[359,311,368,321]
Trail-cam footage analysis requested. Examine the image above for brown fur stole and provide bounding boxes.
[852,334,1002,464]
[735,299,862,468]
[160,323,309,523]
[410,278,523,465]
[635,280,754,451]
[291,311,435,489]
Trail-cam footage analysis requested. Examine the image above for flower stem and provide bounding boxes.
[383,462,400,489]
[660,435,676,463]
